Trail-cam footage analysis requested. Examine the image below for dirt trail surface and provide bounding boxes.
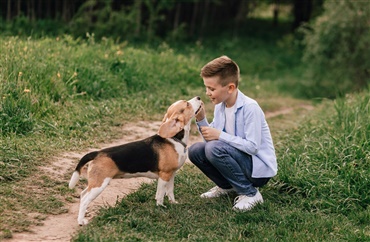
[7,106,312,242]
[8,121,203,242]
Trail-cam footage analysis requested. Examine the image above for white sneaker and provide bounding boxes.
[232,190,264,211]
[200,186,234,198]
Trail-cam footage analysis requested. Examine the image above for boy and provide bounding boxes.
[188,56,277,211]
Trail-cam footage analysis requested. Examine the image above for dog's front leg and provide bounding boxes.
[155,178,167,207]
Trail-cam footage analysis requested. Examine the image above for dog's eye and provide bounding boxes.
[180,109,185,113]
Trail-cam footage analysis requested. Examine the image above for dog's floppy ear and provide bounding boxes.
[158,116,184,138]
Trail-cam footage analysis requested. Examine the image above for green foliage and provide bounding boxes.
[277,90,370,214]
[70,0,138,41]
[0,35,203,134]
[69,0,176,42]
[0,15,66,37]
[301,0,370,98]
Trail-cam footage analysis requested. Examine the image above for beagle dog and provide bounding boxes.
[69,96,202,225]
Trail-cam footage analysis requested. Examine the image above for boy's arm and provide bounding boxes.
[195,102,212,140]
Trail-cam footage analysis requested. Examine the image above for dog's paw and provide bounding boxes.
[156,202,167,208]
[169,200,178,204]
[78,218,89,226]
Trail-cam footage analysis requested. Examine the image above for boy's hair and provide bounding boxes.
[200,55,240,87]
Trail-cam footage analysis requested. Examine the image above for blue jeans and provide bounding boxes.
[188,140,270,196]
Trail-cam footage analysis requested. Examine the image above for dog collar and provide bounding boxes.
[171,137,187,153]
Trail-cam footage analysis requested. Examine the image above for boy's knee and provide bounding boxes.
[188,142,205,162]
[188,145,196,161]
[204,141,225,160]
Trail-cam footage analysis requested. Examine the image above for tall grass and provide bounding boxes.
[276,91,370,214]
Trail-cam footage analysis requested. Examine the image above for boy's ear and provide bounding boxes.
[228,83,236,93]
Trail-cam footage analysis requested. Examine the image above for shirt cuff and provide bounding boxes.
[196,118,208,127]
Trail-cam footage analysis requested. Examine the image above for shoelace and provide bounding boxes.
[233,195,246,205]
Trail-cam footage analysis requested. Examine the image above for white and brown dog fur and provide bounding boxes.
[69,96,202,225]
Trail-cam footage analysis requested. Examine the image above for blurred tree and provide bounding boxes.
[143,0,174,40]
[301,0,370,98]
[0,0,323,40]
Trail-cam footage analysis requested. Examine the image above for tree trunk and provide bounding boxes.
[46,0,51,18]
[6,0,11,20]
[144,0,159,40]
[31,0,35,21]
[17,0,21,17]
[134,0,142,37]
[273,0,279,27]
[234,0,249,38]
[190,1,199,37]
[200,0,210,39]
[292,0,313,30]
[55,0,59,20]
[173,2,181,30]
[37,0,42,19]
[62,0,68,22]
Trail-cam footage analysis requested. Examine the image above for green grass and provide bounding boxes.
[72,90,369,241]
[1,30,369,241]
[73,162,369,241]
[276,92,370,214]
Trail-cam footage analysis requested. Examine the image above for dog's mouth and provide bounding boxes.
[195,105,202,115]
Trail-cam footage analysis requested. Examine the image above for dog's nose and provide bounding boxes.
[196,96,201,100]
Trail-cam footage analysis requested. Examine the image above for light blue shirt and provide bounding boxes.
[197,90,277,178]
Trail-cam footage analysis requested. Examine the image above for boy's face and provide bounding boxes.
[203,76,234,105]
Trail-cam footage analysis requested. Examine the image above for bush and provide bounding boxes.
[301,0,370,98]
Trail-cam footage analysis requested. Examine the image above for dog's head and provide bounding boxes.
[158,96,202,138]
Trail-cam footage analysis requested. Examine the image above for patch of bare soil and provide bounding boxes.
[7,105,311,242]
[264,104,314,119]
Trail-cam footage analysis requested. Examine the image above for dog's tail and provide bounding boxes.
[69,151,99,189]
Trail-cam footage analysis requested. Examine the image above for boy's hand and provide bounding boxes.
[195,101,205,121]
[200,126,221,141]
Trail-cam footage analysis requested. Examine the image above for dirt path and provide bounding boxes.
[7,105,312,242]
[8,121,203,242]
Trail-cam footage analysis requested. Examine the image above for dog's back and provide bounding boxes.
[102,135,164,174]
